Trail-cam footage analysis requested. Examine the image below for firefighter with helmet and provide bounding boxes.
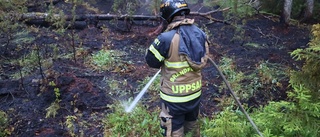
[145,0,210,136]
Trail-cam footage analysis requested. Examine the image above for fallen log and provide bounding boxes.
[20,7,230,22]
[21,13,160,21]
[20,8,230,32]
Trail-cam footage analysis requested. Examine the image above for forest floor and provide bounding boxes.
[0,1,312,137]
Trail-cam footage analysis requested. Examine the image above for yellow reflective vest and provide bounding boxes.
[146,18,209,103]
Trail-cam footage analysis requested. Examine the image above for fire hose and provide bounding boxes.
[208,57,264,137]
[126,58,263,136]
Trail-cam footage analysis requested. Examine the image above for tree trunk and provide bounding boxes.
[281,0,293,26]
[302,0,314,22]
[252,0,261,10]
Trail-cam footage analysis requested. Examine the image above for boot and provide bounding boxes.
[172,126,184,137]
[184,121,200,137]
[160,103,173,137]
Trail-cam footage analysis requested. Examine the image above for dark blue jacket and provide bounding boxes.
[145,19,208,68]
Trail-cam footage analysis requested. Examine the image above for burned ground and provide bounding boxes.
[0,1,312,136]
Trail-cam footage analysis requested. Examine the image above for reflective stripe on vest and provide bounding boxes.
[164,60,189,68]
[149,45,164,61]
[160,90,201,103]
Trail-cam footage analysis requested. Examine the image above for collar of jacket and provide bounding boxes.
[165,18,194,32]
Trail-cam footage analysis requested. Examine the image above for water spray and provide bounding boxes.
[125,69,161,113]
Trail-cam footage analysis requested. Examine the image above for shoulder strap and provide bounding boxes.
[168,31,180,61]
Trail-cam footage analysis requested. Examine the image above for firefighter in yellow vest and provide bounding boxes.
[145,0,209,136]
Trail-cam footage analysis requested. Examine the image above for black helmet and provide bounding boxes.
[160,0,190,23]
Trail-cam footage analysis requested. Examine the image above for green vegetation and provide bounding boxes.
[200,23,320,137]
[90,49,114,71]
[106,78,129,96]
[0,0,36,81]
[0,0,319,136]
[219,0,256,20]
[0,0,27,52]
[245,61,288,100]
[137,74,161,102]
[138,74,161,93]
[100,54,292,136]
[205,0,220,7]
[11,50,39,79]
[46,0,85,63]
[0,111,9,136]
[189,24,319,136]
[201,107,252,137]
[46,3,67,35]
[217,0,257,41]
[259,0,282,13]
[217,56,287,101]
[65,115,78,137]
[111,0,139,31]
[69,0,83,63]
[218,57,244,94]
[290,23,320,94]
[149,0,162,15]
[111,0,139,15]
[45,81,61,118]
[104,103,162,137]
[87,49,131,72]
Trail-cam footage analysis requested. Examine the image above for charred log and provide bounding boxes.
[20,8,230,31]
[20,7,229,23]
[20,13,160,22]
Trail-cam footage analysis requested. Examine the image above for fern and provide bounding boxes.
[45,99,61,118]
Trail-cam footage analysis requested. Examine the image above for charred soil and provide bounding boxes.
[0,1,311,136]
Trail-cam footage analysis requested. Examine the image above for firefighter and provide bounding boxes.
[145,0,209,136]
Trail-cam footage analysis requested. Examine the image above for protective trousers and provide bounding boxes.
[159,97,201,137]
